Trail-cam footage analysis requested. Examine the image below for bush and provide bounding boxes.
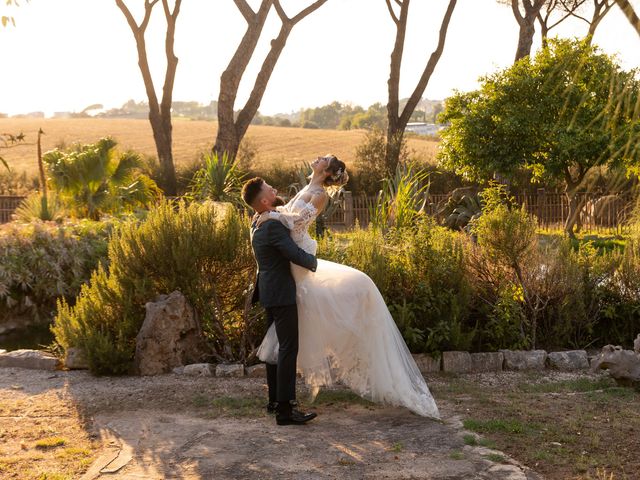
[0,220,112,328]
[52,200,258,375]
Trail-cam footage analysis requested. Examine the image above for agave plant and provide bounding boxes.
[370,164,430,231]
[43,137,161,220]
[188,151,245,204]
[13,192,65,222]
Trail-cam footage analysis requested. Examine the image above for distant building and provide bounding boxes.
[53,112,73,119]
[405,122,445,136]
[12,111,45,119]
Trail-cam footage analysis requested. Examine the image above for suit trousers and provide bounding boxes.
[265,304,299,404]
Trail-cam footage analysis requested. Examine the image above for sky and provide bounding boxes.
[0,0,639,117]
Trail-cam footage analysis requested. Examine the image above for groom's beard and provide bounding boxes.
[273,196,285,207]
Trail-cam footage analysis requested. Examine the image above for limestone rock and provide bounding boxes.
[547,350,589,371]
[246,364,267,378]
[591,344,640,388]
[64,347,88,370]
[501,350,547,371]
[412,353,441,373]
[183,363,215,377]
[442,351,472,373]
[0,349,5,355]
[133,291,207,376]
[634,334,640,354]
[470,352,503,372]
[216,363,245,377]
[0,349,59,371]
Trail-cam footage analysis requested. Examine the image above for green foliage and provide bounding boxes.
[52,200,257,375]
[188,151,245,204]
[43,137,162,220]
[440,39,640,185]
[354,128,410,195]
[0,220,112,327]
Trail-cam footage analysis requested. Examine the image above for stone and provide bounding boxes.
[634,334,640,354]
[0,349,5,355]
[172,366,185,375]
[442,351,472,373]
[591,344,640,388]
[501,350,547,371]
[246,364,267,378]
[0,349,59,371]
[216,363,245,378]
[547,350,589,371]
[412,353,441,373]
[470,352,503,372]
[183,363,215,377]
[64,347,88,370]
[133,291,207,376]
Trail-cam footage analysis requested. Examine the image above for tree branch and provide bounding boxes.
[291,0,329,25]
[615,0,640,36]
[512,0,525,24]
[399,0,458,128]
[385,0,399,24]
[233,0,256,23]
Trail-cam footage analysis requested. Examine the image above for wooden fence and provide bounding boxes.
[0,190,636,233]
[0,196,25,223]
[325,189,636,233]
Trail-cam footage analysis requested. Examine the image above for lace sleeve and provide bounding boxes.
[266,202,318,231]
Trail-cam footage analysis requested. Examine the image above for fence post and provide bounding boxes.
[343,191,354,229]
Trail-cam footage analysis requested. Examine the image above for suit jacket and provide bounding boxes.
[250,218,317,308]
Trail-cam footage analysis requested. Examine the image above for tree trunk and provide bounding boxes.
[385,0,457,173]
[149,110,177,195]
[564,189,587,238]
[115,0,181,196]
[511,0,546,62]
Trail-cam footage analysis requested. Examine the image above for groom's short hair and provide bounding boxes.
[242,177,265,207]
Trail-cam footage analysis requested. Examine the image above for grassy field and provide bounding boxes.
[0,118,439,176]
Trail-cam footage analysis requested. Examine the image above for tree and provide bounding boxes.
[615,0,640,36]
[537,0,586,44]
[214,0,329,161]
[438,39,640,238]
[115,0,182,196]
[567,0,615,41]
[385,0,458,174]
[499,0,548,61]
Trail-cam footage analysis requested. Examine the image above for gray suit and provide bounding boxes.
[250,217,317,404]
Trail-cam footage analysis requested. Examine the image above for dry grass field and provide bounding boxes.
[0,118,439,176]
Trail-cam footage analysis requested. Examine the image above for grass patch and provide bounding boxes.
[390,442,403,452]
[518,378,616,394]
[35,437,67,449]
[484,453,507,463]
[313,389,375,407]
[463,419,539,435]
[36,473,71,480]
[208,396,264,417]
[449,451,465,460]
[463,434,477,446]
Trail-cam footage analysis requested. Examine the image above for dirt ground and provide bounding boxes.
[0,367,542,480]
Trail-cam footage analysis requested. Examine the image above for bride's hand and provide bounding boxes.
[256,211,275,227]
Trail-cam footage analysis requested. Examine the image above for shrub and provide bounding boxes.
[43,137,162,219]
[52,200,258,375]
[188,152,245,205]
[353,128,409,195]
[13,192,66,222]
[0,220,112,328]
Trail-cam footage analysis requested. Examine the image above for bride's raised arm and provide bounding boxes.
[257,190,328,230]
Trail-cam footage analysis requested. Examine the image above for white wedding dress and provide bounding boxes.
[256,185,440,419]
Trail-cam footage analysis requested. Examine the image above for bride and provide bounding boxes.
[255,155,440,419]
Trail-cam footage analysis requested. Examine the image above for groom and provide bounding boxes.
[241,177,318,426]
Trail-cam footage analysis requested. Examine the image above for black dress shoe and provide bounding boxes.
[266,402,278,414]
[276,409,318,426]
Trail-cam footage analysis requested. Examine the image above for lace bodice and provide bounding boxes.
[264,186,320,255]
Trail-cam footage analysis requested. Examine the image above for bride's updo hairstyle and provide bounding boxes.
[323,155,349,188]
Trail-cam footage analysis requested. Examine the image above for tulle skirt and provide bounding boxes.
[257,259,440,419]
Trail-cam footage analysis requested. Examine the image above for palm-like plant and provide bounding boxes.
[188,151,245,204]
[43,137,161,220]
[370,164,430,231]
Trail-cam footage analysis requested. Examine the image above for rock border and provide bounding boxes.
[0,348,593,375]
